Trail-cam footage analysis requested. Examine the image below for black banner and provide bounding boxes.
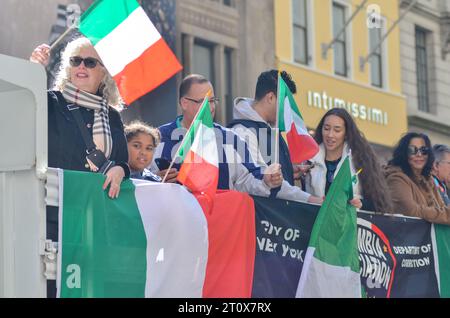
[358,213,439,298]
[251,197,440,298]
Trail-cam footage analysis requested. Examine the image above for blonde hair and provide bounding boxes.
[125,121,161,146]
[53,37,122,107]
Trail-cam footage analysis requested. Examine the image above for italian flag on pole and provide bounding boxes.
[79,0,182,105]
[277,73,319,163]
[296,154,362,298]
[176,96,219,209]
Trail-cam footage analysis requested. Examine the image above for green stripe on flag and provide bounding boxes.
[60,170,147,298]
[277,75,302,131]
[177,98,213,161]
[435,224,450,297]
[80,0,140,46]
[309,156,360,273]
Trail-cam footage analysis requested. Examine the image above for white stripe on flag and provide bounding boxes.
[296,247,361,298]
[94,7,161,76]
[133,182,208,297]
[190,124,218,167]
[283,97,308,135]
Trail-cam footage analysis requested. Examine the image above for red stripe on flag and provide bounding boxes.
[177,150,219,211]
[286,123,319,163]
[195,190,256,298]
[113,38,182,105]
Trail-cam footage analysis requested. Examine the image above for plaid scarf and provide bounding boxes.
[62,82,113,162]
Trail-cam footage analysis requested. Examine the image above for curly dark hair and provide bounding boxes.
[388,132,434,178]
[254,70,296,101]
[315,108,393,213]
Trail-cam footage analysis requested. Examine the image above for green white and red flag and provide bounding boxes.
[277,73,319,163]
[79,0,182,104]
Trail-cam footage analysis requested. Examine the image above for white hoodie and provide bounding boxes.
[231,97,312,203]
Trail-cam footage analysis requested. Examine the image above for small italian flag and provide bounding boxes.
[296,154,362,298]
[277,73,319,163]
[176,95,219,209]
[79,0,182,105]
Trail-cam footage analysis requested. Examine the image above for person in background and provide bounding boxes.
[125,121,161,182]
[228,69,322,204]
[304,108,393,213]
[432,144,450,205]
[384,132,450,224]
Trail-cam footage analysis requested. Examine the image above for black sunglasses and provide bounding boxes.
[184,97,220,104]
[69,56,104,69]
[407,146,429,156]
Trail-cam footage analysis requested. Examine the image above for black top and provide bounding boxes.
[47,91,129,176]
[325,158,341,195]
[324,156,376,211]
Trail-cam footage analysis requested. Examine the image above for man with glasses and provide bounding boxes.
[432,144,450,205]
[150,74,283,195]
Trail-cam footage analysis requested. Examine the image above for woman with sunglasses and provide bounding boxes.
[30,37,130,296]
[304,108,393,213]
[385,132,450,224]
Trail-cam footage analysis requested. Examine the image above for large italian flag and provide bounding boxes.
[79,0,182,105]
[58,170,256,297]
[176,96,219,209]
[296,154,362,297]
[277,74,318,163]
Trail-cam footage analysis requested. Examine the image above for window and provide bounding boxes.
[211,0,234,7]
[193,40,215,87]
[223,0,233,6]
[181,34,236,124]
[369,25,383,87]
[333,3,348,77]
[415,27,430,112]
[292,0,308,65]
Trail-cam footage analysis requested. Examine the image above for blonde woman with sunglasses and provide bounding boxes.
[31,37,130,296]
[384,132,450,224]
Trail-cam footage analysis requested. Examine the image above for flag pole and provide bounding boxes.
[49,25,76,51]
[162,90,212,183]
[274,72,281,166]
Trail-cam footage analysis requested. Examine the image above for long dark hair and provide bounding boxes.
[388,132,434,178]
[315,108,393,213]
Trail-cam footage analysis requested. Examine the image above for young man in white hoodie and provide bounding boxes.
[228,70,322,205]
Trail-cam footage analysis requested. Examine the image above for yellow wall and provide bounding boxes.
[279,61,407,147]
[275,0,407,146]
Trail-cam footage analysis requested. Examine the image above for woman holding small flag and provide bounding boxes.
[30,37,130,197]
[304,108,393,213]
[31,37,131,297]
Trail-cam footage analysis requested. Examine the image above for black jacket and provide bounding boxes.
[47,91,129,175]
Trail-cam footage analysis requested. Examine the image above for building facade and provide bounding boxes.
[0,0,275,127]
[399,0,450,145]
[4,0,433,157]
[275,0,409,160]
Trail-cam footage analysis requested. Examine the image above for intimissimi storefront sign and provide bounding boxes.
[307,90,388,126]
